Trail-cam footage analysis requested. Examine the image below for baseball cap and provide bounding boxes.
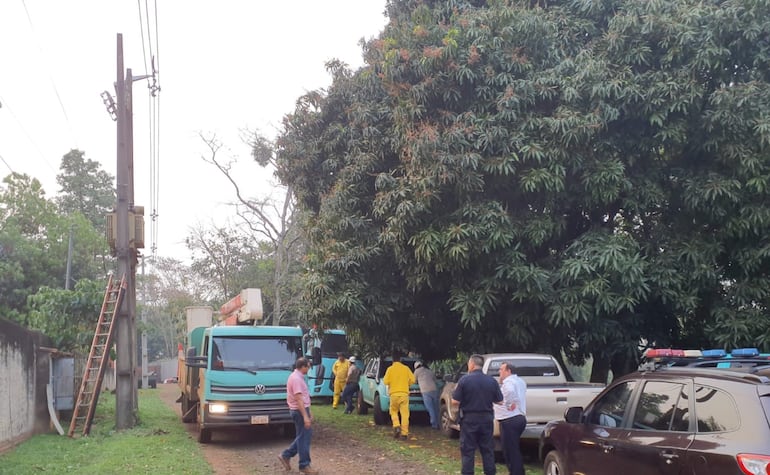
[414,360,423,368]
[349,356,356,363]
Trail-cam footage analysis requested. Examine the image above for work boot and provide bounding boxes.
[299,466,319,474]
[277,455,291,472]
[393,426,401,439]
[400,434,408,441]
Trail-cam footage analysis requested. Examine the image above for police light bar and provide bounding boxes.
[731,348,760,357]
[683,350,702,357]
[702,349,727,357]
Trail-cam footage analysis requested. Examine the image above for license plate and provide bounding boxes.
[250,415,269,424]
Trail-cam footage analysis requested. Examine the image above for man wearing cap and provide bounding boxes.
[331,352,350,409]
[341,356,362,414]
[414,360,440,429]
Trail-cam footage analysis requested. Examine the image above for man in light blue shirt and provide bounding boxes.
[493,362,527,475]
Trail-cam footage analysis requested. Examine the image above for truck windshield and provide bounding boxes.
[321,333,348,357]
[211,336,302,372]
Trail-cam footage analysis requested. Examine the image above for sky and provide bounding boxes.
[0,1,388,261]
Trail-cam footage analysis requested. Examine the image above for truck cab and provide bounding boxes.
[302,328,349,399]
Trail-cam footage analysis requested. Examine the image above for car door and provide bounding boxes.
[568,380,639,475]
[617,379,694,474]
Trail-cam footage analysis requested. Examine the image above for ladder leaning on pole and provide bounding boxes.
[68,274,126,437]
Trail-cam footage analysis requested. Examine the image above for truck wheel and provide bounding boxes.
[440,404,459,439]
[373,394,388,425]
[198,427,212,443]
[543,450,566,475]
[181,394,196,423]
[356,391,368,415]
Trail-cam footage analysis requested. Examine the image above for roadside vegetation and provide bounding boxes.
[0,390,212,475]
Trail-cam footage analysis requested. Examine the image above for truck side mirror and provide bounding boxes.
[186,347,197,359]
[564,406,584,423]
[312,347,322,366]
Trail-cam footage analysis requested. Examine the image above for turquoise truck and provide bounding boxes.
[177,291,304,443]
[302,327,349,399]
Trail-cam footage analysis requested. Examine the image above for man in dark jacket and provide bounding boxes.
[341,356,362,414]
[451,354,503,475]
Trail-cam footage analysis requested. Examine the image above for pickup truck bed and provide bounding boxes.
[439,353,604,444]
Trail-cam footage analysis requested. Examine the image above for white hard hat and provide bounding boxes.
[349,356,356,363]
[414,360,423,368]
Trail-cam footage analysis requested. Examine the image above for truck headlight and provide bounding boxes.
[209,403,227,414]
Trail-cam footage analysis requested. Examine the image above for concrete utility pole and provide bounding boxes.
[115,33,139,429]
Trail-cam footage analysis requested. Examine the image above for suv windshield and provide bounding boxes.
[211,336,302,372]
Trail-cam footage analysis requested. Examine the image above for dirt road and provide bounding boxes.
[156,383,448,474]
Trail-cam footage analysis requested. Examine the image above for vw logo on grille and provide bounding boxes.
[254,384,266,395]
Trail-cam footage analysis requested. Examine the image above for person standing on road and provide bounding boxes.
[494,362,527,475]
[414,360,440,429]
[278,357,319,475]
[341,356,362,414]
[382,351,416,440]
[331,352,350,409]
[451,354,503,475]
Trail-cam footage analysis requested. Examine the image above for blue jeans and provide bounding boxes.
[421,390,439,429]
[460,413,496,475]
[341,382,359,413]
[282,409,312,469]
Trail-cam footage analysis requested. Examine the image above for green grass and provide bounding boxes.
[312,403,541,474]
[0,389,212,475]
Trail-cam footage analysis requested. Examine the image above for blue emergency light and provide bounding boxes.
[702,349,727,357]
[731,348,760,357]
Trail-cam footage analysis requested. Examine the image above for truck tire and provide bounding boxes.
[356,391,368,415]
[440,404,459,439]
[198,427,212,443]
[373,394,388,425]
[181,394,196,423]
[543,450,566,475]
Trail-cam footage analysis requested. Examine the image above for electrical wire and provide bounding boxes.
[20,0,77,148]
[0,94,56,173]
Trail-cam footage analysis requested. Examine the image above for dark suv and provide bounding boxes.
[539,367,770,475]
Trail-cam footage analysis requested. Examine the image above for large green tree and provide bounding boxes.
[56,149,115,229]
[277,0,770,376]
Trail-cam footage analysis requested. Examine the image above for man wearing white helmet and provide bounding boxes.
[341,356,362,414]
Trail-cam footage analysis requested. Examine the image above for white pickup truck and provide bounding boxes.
[439,353,604,444]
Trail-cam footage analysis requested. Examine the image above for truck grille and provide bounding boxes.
[210,384,286,395]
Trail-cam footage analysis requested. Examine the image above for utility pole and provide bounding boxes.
[65,223,74,290]
[141,256,148,390]
[114,33,140,429]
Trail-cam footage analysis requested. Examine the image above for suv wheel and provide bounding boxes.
[440,404,459,439]
[373,394,388,425]
[544,450,566,475]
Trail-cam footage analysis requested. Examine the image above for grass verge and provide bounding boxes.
[0,389,212,475]
[312,403,541,474]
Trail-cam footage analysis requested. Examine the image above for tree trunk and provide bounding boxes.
[590,355,610,384]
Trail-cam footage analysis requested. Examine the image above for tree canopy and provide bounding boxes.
[276,0,770,376]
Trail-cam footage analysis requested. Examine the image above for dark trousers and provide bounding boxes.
[341,382,359,413]
[499,415,526,475]
[459,413,496,475]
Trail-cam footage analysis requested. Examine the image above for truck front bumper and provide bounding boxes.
[200,400,294,428]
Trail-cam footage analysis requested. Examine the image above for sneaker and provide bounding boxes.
[393,426,401,439]
[299,466,319,474]
[277,455,291,472]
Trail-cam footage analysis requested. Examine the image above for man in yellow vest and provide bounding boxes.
[382,351,415,440]
[331,352,350,409]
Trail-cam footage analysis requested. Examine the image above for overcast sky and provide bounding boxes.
[0,1,388,261]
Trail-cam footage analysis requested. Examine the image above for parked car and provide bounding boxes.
[439,353,604,444]
[356,356,433,425]
[163,376,178,384]
[539,366,770,475]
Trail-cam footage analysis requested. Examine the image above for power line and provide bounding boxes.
[0,152,17,175]
[20,0,77,147]
[0,94,56,173]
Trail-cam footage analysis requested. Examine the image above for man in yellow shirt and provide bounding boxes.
[382,351,415,440]
[331,352,350,409]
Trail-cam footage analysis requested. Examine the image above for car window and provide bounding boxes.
[588,381,637,428]
[694,385,739,432]
[631,381,689,432]
[487,358,560,379]
[761,395,770,423]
